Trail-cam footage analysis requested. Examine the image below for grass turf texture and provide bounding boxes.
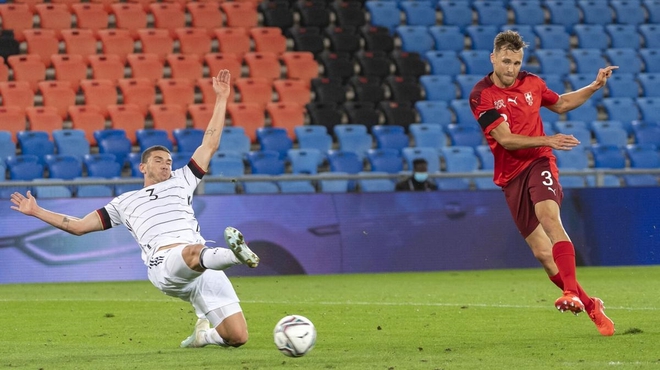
[1,266,658,370]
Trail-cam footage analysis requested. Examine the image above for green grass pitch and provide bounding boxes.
[1,266,659,370]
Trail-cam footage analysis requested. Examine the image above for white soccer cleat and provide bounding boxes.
[224,226,260,268]
[180,318,210,348]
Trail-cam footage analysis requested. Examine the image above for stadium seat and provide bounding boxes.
[34,4,71,38]
[355,50,391,79]
[343,101,380,132]
[624,143,660,186]
[166,54,204,83]
[396,26,434,54]
[246,150,285,175]
[22,29,59,67]
[0,81,34,110]
[148,104,187,140]
[306,102,343,132]
[379,101,416,132]
[565,101,599,122]
[97,29,134,63]
[640,49,660,73]
[287,148,322,174]
[0,107,26,143]
[437,146,479,190]
[107,104,144,144]
[384,75,422,103]
[644,0,660,23]
[204,53,243,81]
[117,78,156,116]
[281,52,319,84]
[250,27,287,55]
[637,73,660,97]
[94,129,132,166]
[87,54,125,83]
[639,24,660,49]
[400,1,436,27]
[535,49,571,77]
[75,176,114,197]
[591,144,626,169]
[509,0,545,26]
[567,74,604,102]
[110,3,147,39]
[84,153,122,178]
[0,130,15,162]
[402,147,439,173]
[428,25,464,52]
[34,179,73,199]
[570,49,606,75]
[287,26,325,55]
[204,151,243,194]
[601,97,640,123]
[221,2,258,28]
[273,79,311,106]
[610,0,645,26]
[554,120,592,147]
[148,3,185,37]
[294,125,332,161]
[6,155,44,185]
[572,25,609,50]
[543,1,580,33]
[348,76,384,104]
[606,73,639,99]
[311,78,347,104]
[331,1,366,28]
[187,103,214,131]
[409,123,446,151]
[450,99,476,125]
[473,1,508,27]
[266,102,305,140]
[25,106,62,135]
[606,24,641,50]
[244,52,281,81]
[632,121,660,146]
[71,3,108,31]
[605,49,642,75]
[577,0,613,25]
[500,25,537,51]
[419,75,456,102]
[590,120,629,147]
[459,50,492,75]
[234,77,273,109]
[334,124,373,161]
[455,74,483,100]
[79,80,117,119]
[358,171,395,192]
[136,29,173,63]
[317,171,349,193]
[172,128,203,154]
[364,1,400,33]
[327,150,363,190]
[186,2,223,35]
[359,25,394,54]
[213,28,250,58]
[50,54,87,92]
[636,97,660,122]
[277,179,316,194]
[227,102,265,143]
[61,29,97,58]
[219,126,251,156]
[446,124,484,148]
[242,179,281,194]
[325,26,361,54]
[371,125,409,153]
[415,101,452,127]
[44,153,83,180]
[259,0,294,30]
[136,128,173,152]
[196,77,236,105]
[7,54,46,92]
[425,50,462,77]
[16,130,55,164]
[126,53,164,82]
[68,105,106,145]
[170,28,212,62]
[37,81,75,119]
[157,78,195,108]
[436,1,472,31]
[0,4,33,42]
[466,25,499,51]
[318,51,354,82]
[256,127,292,160]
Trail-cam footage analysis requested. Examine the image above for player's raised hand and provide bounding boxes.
[212,69,231,99]
[547,133,581,151]
[592,66,618,90]
[10,191,39,216]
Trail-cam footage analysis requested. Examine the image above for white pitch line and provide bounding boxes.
[0,298,657,311]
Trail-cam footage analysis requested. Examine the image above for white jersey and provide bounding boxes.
[96,160,207,264]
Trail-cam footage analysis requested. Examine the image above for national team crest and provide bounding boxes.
[494,99,505,109]
[524,92,533,106]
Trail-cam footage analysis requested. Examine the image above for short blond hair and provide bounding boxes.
[493,30,528,53]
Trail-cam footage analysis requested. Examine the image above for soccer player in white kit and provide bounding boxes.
[10,70,261,348]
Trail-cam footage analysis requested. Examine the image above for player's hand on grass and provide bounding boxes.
[547,133,581,151]
[10,190,39,216]
[212,69,231,100]
[592,66,618,90]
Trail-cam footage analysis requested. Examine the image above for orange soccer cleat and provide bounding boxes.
[554,292,585,315]
[588,297,615,336]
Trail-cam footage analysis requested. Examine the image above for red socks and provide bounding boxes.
[548,245,595,313]
[552,241,578,294]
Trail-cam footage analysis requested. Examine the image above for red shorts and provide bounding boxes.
[502,157,563,238]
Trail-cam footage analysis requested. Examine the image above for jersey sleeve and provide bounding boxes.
[97,198,123,230]
[470,88,505,134]
[539,78,560,107]
[171,158,206,193]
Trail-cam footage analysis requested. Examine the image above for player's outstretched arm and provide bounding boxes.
[192,69,231,171]
[548,66,618,114]
[490,120,580,151]
[10,191,103,236]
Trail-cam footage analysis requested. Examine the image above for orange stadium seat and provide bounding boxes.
[244,52,281,81]
[23,29,59,67]
[107,104,145,144]
[49,0,80,10]
[148,3,186,37]
[0,81,34,110]
[204,53,243,80]
[110,3,148,39]
[26,106,64,134]
[117,78,156,116]
[157,78,195,108]
[162,0,189,8]
[97,29,135,63]
[226,102,264,142]
[37,81,76,119]
[68,105,107,145]
[61,29,97,58]
[186,2,223,35]
[90,0,119,12]
[71,3,109,31]
[214,28,251,57]
[0,4,34,42]
[7,54,46,93]
[250,27,287,54]
[0,106,27,142]
[88,54,126,83]
[174,28,212,60]
[220,2,258,28]
[281,52,319,86]
[127,53,164,82]
[80,79,118,117]
[149,104,187,140]
[34,4,71,39]
[126,0,152,12]
[137,29,174,63]
[266,102,305,139]
[50,54,87,92]
[188,103,215,130]
[166,54,204,82]
[234,77,273,108]
[196,77,237,105]
[12,0,43,12]
[273,79,311,105]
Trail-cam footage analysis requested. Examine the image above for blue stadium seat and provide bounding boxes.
[402,147,440,172]
[450,99,475,125]
[509,0,545,26]
[327,149,364,190]
[428,25,465,52]
[635,97,660,122]
[415,100,453,127]
[605,49,642,75]
[420,75,456,102]
[288,148,322,174]
[545,0,581,33]
[459,49,492,75]
[590,119,632,136]
[465,25,499,51]
[569,49,606,75]
[446,124,484,147]
[540,74,566,94]
[294,125,332,164]
[277,179,316,193]
[577,0,613,25]
[554,120,588,131]
[565,101,599,123]
[334,124,373,161]
[52,129,90,161]
[472,1,508,27]
[534,25,571,50]
[399,1,436,27]
[590,144,626,168]
[643,0,660,23]
[396,26,434,54]
[366,148,404,173]
[640,49,660,73]
[242,178,281,194]
[601,97,640,123]
[455,74,483,99]
[540,107,561,124]
[554,121,592,147]
[437,146,478,190]
[136,129,174,153]
[318,171,349,193]
[84,153,122,178]
[475,145,493,170]
[606,73,640,98]
[365,1,400,33]
[32,178,72,198]
[605,24,641,50]
[17,131,54,165]
[173,128,204,153]
[246,150,285,175]
[632,121,660,146]
[6,154,43,180]
[425,50,462,77]
[544,121,557,135]
[590,119,629,146]
[567,74,604,102]
[572,24,609,50]
[94,129,132,167]
[0,131,16,163]
[45,154,83,180]
[436,1,473,31]
[219,126,251,156]
[256,127,293,160]
[501,25,537,51]
[624,143,660,186]
[75,177,114,197]
[371,125,409,153]
[639,25,660,49]
[638,73,660,97]
[535,49,571,77]
[358,171,396,192]
[610,0,645,25]
[171,152,190,171]
[205,151,244,194]
[409,123,447,151]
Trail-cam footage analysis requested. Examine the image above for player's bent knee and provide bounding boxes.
[181,244,205,271]
[224,331,248,347]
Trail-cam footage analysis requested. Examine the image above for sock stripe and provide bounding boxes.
[199,247,209,270]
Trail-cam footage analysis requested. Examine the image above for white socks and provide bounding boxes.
[203,328,228,347]
[199,247,240,270]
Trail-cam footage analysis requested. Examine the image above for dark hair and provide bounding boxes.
[412,158,428,168]
[141,145,171,163]
[493,30,528,53]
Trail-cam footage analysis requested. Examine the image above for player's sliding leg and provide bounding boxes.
[194,227,259,270]
[181,307,248,348]
[224,226,260,268]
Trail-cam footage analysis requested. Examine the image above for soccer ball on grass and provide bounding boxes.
[273,314,316,357]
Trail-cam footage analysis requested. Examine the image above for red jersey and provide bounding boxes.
[469,71,560,187]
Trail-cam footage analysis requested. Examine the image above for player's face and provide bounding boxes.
[490,48,524,88]
[142,150,172,184]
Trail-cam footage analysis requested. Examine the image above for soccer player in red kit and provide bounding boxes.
[469,30,616,336]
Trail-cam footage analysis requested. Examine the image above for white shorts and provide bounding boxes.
[147,245,242,322]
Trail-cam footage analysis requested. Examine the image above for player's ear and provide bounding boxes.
[139,163,146,174]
